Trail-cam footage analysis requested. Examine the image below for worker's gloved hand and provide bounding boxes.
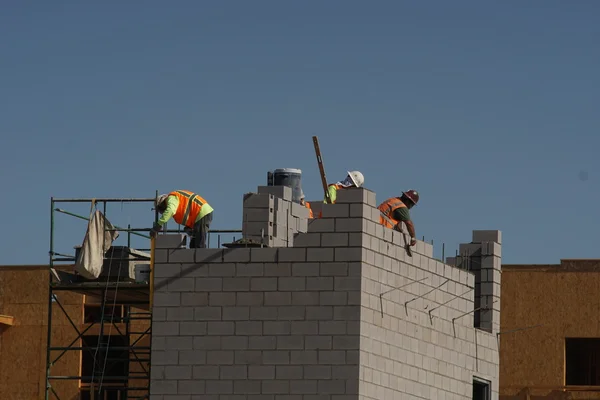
[410,237,417,246]
[150,223,162,238]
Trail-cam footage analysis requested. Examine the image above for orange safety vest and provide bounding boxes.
[305,201,314,219]
[378,197,407,228]
[169,190,208,229]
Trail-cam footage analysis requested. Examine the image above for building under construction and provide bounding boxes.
[0,169,503,400]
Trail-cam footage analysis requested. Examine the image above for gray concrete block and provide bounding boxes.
[321,233,349,247]
[291,262,320,276]
[236,292,264,306]
[220,365,248,380]
[243,192,275,208]
[205,379,233,394]
[292,291,320,305]
[223,277,251,291]
[153,322,180,336]
[321,204,350,218]
[223,248,251,263]
[296,217,308,233]
[168,249,197,264]
[194,249,225,263]
[235,263,264,277]
[307,248,334,262]
[243,221,274,237]
[307,218,335,233]
[167,277,195,292]
[481,241,502,257]
[165,366,192,380]
[154,292,181,307]
[154,263,180,278]
[207,321,235,335]
[258,185,292,201]
[472,230,502,244]
[156,234,187,249]
[177,380,206,395]
[278,277,306,291]
[264,263,291,276]
[192,366,219,380]
[334,188,369,204]
[235,321,263,335]
[334,248,362,262]
[180,322,208,336]
[166,307,194,321]
[194,306,222,320]
[307,276,333,291]
[334,218,365,233]
[208,263,236,277]
[290,320,318,334]
[265,292,292,306]
[251,277,278,291]
[291,201,310,218]
[248,365,276,379]
[243,207,275,223]
[250,248,278,262]
[278,248,306,262]
[151,380,178,395]
[293,232,321,247]
[195,277,223,292]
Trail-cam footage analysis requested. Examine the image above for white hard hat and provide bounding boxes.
[347,171,364,188]
[155,194,169,207]
[300,190,306,199]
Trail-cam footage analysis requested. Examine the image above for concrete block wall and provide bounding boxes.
[150,188,502,400]
[242,186,309,247]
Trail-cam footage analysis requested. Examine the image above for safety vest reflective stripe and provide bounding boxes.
[377,197,407,228]
[176,190,204,207]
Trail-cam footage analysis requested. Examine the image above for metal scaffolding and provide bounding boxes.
[46,197,156,400]
[45,195,243,400]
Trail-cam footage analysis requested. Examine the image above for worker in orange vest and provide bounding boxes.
[300,190,314,219]
[378,190,419,247]
[323,170,365,204]
[151,190,214,248]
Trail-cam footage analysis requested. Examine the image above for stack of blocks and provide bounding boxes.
[150,187,502,400]
[446,231,502,333]
[242,186,310,247]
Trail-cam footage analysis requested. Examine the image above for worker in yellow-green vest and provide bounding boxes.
[323,170,365,204]
[150,190,214,248]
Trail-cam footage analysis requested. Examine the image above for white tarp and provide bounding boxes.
[74,210,119,279]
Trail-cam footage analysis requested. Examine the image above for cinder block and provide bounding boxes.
[292,291,320,305]
[278,248,306,262]
[153,321,180,336]
[293,232,321,247]
[208,263,236,277]
[156,234,187,249]
[278,277,306,291]
[458,243,482,257]
[154,263,180,278]
[481,241,501,257]
[154,293,180,307]
[243,221,273,237]
[195,277,223,292]
[473,230,502,244]
[321,233,349,247]
[333,188,368,204]
[297,217,308,233]
[251,277,278,291]
[291,201,310,218]
[243,208,274,222]
[307,218,335,232]
[168,249,197,264]
[307,248,334,262]
[334,248,362,262]
[250,248,278,262]
[321,204,350,218]
[273,223,287,238]
[223,277,250,291]
[194,249,224,263]
[235,263,264,277]
[237,292,264,306]
[168,277,195,292]
[258,185,292,201]
[223,248,251,262]
[335,218,365,233]
[243,193,275,208]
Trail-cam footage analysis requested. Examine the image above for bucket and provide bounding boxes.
[134,264,151,283]
[270,168,302,203]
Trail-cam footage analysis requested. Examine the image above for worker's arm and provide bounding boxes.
[392,207,416,244]
[157,196,179,227]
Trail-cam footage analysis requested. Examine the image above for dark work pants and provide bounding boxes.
[189,212,213,248]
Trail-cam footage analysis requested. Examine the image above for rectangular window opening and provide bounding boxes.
[566,338,600,386]
[473,377,491,400]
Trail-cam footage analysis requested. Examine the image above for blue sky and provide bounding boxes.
[1,1,599,265]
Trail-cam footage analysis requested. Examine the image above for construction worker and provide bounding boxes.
[324,170,365,204]
[300,190,314,219]
[378,190,419,246]
[150,190,214,248]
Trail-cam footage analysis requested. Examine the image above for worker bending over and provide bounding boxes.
[151,190,214,248]
[378,189,419,247]
[324,170,365,204]
[300,190,314,219]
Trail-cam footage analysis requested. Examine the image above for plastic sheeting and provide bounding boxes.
[74,210,119,279]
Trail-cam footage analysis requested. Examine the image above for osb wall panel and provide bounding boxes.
[500,264,600,398]
[0,267,83,400]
